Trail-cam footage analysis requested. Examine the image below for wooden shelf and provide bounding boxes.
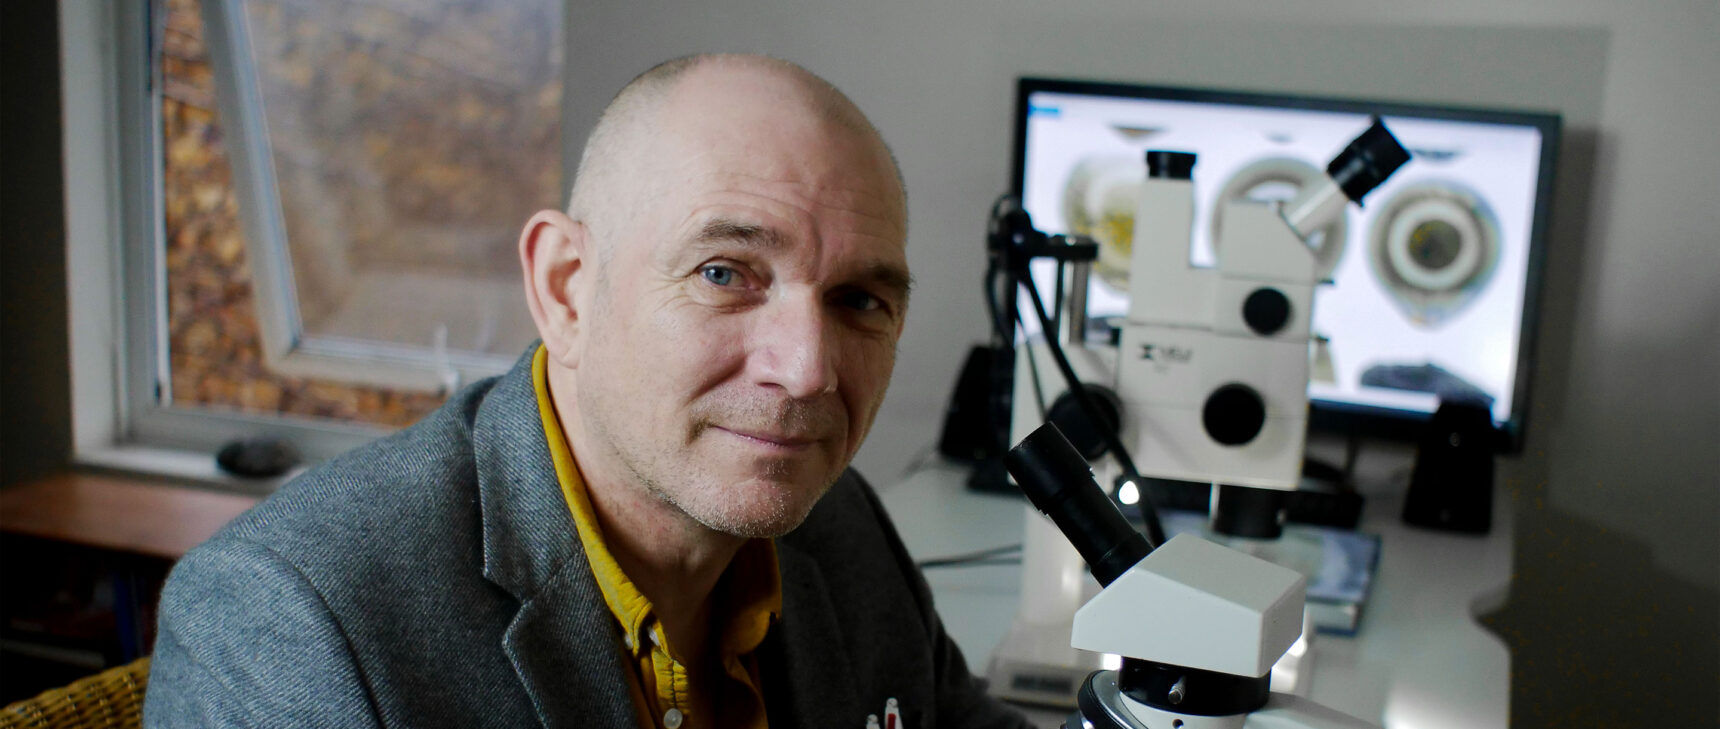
[0,473,259,560]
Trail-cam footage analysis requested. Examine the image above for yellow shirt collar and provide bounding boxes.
[532,344,782,662]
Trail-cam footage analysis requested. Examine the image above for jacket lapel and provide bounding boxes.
[501,563,635,728]
[765,541,862,728]
[471,349,635,728]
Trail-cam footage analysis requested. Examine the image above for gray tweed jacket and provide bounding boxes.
[143,348,1032,729]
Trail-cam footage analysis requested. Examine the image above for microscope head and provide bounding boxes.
[1006,424,1306,677]
[1072,533,1305,678]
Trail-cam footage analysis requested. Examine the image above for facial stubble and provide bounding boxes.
[577,282,853,540]
[584,383,848,539]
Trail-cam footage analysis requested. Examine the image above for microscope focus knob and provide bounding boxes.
[1242,286,1292,336]
[1203,383,1266,446]
[1047,384,1124,460]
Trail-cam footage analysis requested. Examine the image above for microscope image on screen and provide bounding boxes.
[1366,181,1502,328]
[1062,153,1358,300]
[1057,124,1173,291]
[1017,85,1553,431]
[1061,155,1143,291]
[1211,157,1350,283]
[1358,362,1495,410]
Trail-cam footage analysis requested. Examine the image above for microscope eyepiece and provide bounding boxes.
[1006,423,1153,586]
[1326,117,1411,205]
[1145,150,1197,180]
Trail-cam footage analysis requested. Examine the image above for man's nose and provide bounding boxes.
[753,295,838,399]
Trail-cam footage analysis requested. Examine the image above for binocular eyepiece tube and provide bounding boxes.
[1005,423,1154,587]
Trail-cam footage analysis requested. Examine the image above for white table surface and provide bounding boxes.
[877,461,1513,729]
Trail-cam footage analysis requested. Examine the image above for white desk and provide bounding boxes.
[877,461,1513,729]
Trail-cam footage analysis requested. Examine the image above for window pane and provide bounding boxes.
[159,0,559,427]
[239,0,558,361]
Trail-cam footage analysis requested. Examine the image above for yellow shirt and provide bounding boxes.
[532,346,780,729]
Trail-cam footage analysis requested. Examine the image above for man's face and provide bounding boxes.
[570,72,909,539]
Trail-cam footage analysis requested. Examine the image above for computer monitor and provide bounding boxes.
[1011,77,1559,453]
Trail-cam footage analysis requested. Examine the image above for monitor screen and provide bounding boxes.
[1011,78,1559,451]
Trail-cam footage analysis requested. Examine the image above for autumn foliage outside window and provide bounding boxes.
[158,0,560,428]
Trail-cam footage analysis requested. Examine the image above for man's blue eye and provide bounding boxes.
[842,291,882,312]
[701,265,738,286]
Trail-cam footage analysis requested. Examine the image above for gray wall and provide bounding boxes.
[1,0,72,487]
[562,0,1717,724]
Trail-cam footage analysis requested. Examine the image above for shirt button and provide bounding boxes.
[663,708,684,729]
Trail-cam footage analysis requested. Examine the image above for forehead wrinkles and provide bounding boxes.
[732,167,903,237]
[647,133,904,255]
[682,191,906,282]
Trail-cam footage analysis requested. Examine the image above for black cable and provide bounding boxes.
[984,194,1165,545]
[1018,280,1138,479]
[976,194,1021,474]
[915,543,1023,570]
[984,259,1011,345]
[919,557,1023,570]
[982,196,1008,345]
[893,440,945,481]
[1052,259,1065,341]
[1343,432,1361,490]
[1015,304,1048,419]
[983,195,1017,345]
[1018,271,1168,547]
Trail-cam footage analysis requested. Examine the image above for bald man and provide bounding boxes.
[145,55,1035,729]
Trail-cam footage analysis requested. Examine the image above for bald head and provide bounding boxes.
[519,54,914,544]
[566,54,905,254]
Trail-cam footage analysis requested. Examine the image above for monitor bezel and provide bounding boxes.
[1009,76,1562,454]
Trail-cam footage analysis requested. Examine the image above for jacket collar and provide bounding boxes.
[468,345,861,728]
[470,345,635,728]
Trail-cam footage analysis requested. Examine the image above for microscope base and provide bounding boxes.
[1073,671,1378,729]
[985,617,1105,708]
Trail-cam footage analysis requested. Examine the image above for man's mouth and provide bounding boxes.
[716,426,821,450]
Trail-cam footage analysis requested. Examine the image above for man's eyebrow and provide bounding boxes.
[857,262,914,305]
[694,218,788,250]
[694,216,912,302]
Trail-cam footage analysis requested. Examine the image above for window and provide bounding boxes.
[64,0,563,479]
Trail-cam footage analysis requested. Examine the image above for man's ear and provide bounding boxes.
[519,209,590,368]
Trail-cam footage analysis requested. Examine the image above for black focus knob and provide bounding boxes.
[1242,287,1292,336]
[1203,384,1266,446]
[1047,385,1123,460]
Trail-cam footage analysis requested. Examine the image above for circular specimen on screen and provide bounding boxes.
[1367,182,1502,328]
[1061,156,1144,291]
[1210,157,1350,282]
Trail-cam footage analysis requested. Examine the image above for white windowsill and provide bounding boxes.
[74,444,303,497]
